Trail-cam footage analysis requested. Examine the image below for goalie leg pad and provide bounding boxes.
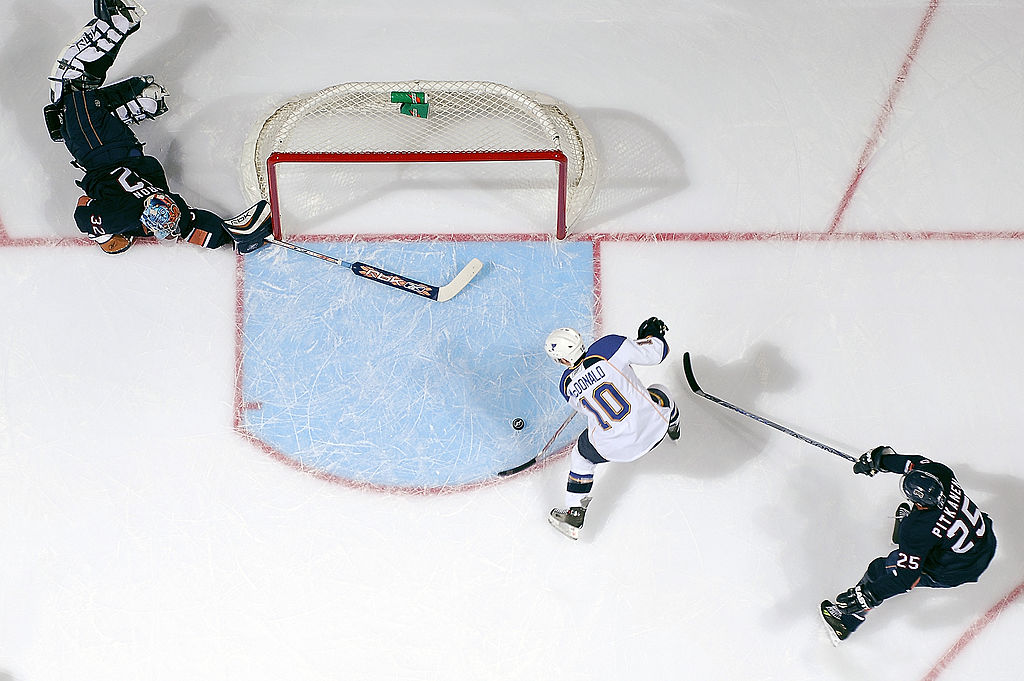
[49,10,143,103]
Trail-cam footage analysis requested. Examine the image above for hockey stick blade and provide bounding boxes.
[266,237,482,302]
[497,411,578,477]
[497,457,537,477]
[681,352,857,462]
[681,351,705,395]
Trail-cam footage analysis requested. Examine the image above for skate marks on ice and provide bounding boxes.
[236,238,594,491]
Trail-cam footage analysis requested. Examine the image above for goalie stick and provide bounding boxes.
[497,411,578,477]
[681,352,857,462]
[265,236,483,302]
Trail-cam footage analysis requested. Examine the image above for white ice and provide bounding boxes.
[2,1,1024,680]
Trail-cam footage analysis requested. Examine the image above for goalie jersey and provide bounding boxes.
[73,154,231,249]
[557,334,672,460]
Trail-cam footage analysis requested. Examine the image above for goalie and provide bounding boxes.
[45,1,272,255]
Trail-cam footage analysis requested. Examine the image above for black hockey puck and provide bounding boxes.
[511,418,525,430]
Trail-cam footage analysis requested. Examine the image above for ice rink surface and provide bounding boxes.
[2,1,1024,680]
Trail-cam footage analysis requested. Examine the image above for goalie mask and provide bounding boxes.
[545,328,586,366]
[140,193,182,240]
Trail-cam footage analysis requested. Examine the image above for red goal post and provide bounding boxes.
[242,81,596,240]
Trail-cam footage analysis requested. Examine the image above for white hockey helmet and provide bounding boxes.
[545,328,585,365]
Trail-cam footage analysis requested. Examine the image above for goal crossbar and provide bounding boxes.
[266,149,570,239]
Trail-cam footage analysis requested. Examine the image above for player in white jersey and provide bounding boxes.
[544,317,680,539]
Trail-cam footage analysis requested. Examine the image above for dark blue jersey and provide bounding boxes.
[61,82,147,170]
[74,156,184,239]
[73,155,231,249]
[869,453,995,600]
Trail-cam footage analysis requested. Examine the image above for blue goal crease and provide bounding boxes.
[240,240,593,489]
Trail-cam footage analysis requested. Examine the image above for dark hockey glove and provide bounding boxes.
[836,585,880,614]
[44,103,64,142]
[853,445,893,477]
[637,316,668,341]
[224,200,274,254]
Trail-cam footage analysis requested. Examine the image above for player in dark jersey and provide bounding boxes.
[45,1,272,255]
[820,446,996,642]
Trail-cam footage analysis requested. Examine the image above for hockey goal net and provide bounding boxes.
[242,81,595,240]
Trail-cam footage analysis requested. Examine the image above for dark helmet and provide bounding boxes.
[901,469,947,508]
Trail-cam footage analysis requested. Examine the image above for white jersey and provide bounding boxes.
[557,334,671,461]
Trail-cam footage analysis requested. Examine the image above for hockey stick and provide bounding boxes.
[265,237,483,302]
[497,410,578,477]
[681,352,856,462]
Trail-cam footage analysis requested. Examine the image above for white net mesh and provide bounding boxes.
[242,81,595,238]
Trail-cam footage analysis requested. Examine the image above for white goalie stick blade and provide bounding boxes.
[435,258,484,302]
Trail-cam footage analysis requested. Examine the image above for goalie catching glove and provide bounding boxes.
[114,78,168,125]
[637,316,668,342]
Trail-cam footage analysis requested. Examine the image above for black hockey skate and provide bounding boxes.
[548,497,591,540]
[820,600,866,645]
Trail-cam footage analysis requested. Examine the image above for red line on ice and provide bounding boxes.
[827,0,942,234]
[919,579,1024,681]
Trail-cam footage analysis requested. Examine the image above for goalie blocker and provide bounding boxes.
[224,200,274,253]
